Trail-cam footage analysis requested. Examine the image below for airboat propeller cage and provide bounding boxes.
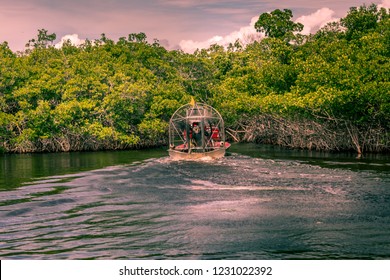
[168,102,226,155]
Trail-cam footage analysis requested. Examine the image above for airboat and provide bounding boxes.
[168,100,231,160]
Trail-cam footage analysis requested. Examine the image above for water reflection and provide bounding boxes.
[0,148,167,190]
[1,144,390,259]
[230,143,390,172]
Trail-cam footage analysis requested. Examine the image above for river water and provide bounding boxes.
[1,144,389,259]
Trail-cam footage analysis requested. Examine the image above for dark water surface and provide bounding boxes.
[1,144,390,259]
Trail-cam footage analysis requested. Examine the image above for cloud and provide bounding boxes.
[179,2,366,53]
[296,7,339,35]
[55,34,85,48]
[296,0,389,36]
[178,6,340,53]
[294,0,390,36]
[179,16,262,53]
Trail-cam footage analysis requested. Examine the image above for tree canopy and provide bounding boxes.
[0,4,389,154]
[254,9,304,41]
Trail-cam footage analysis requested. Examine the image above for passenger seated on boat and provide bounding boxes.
[211,127,220,140]
[192,123,202,146]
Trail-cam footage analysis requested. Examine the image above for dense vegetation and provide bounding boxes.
[1,3,389,154]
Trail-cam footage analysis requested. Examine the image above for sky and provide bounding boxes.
[1,0,389,53]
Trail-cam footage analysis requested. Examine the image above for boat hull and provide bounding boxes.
[168,142,231,160]
[168,148,226,160]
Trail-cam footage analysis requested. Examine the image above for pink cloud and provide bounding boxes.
[296,8,339,35]
[179,16,262,53]
[55,34,85,48]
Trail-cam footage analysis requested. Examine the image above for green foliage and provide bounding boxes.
[255,9,303,41]
[26,29,57,49]
[0,4,389,153]
[341,4,382,40]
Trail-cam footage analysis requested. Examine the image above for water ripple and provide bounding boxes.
[1,153,390,259]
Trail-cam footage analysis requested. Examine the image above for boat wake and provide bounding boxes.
[1,152,390,259]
